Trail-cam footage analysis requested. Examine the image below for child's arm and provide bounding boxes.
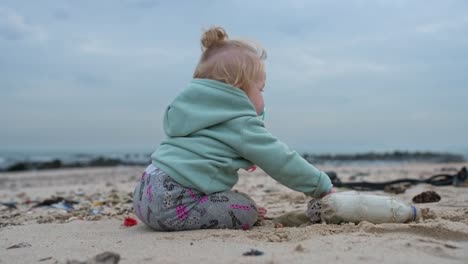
[237,117,332,198]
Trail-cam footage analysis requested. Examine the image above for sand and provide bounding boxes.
[1,162,467,263]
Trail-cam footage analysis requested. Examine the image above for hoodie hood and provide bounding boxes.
[163,79,257,137]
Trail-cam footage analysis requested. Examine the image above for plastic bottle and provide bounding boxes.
[319,191,421,224]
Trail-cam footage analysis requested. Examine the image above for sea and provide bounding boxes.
[0,148,153,171]
[0,146,467,171]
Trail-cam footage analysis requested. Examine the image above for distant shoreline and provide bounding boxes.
[302,151,465,165]
[0,150,465,173]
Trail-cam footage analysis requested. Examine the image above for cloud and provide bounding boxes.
[1,1,467,151]
[78,41,166,57]
[79,41,119,56]
[75,73,108,87]
[270,48,389,83]
[123,0,160,8]
[0,7,47,42]
[52,8,71,21]
[77,39,198,69]
[416,16,468,34]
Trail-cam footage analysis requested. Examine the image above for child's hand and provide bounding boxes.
[320,187,336,198]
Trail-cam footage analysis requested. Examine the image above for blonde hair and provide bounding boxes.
[193,27,267,92]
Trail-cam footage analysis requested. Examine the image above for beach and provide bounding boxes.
[1,162,467,264]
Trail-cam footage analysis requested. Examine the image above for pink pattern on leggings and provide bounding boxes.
[187,189,198,202]
[199,196,208,204]
[230,204,251,211]
[146,184,153,203]
[176,205,189,220]
[141,172,146,181]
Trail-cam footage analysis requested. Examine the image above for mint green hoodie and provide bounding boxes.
[151,79,332,198]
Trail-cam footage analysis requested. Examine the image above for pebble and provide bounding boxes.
[1,189,133,226]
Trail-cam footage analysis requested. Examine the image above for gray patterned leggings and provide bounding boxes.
[133,164,259,231]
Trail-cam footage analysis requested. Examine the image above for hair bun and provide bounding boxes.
[201,27,228,50]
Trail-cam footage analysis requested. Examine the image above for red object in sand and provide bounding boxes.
[123,217,138,227]
[247,166,257,172]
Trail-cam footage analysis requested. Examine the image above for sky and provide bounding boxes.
[1,0,467,154]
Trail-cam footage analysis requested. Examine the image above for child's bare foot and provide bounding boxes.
[258,207,267,221]
[253,207,267,226]
[274,223,284,228]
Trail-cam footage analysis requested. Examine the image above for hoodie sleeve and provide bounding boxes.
[238,117,332,198]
